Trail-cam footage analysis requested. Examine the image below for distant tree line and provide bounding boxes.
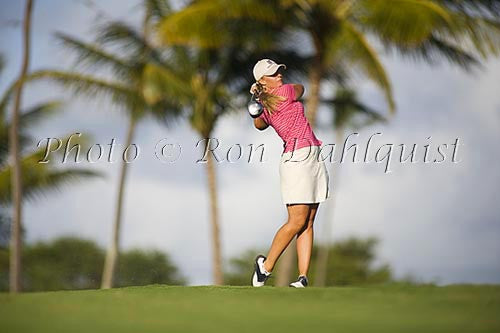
[0,236,186,291]
[225,237,393,287]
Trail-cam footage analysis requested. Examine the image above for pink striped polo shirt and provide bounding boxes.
[258,83,322,153]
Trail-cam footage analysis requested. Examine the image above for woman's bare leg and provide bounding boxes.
[263,204,310,272]
[296,203,319,277]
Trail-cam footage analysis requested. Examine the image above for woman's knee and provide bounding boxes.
[286,219,306,233]
[286,214,308,231]
[296,217,314,234]
[285,204,310,231]
[296,204,317,232]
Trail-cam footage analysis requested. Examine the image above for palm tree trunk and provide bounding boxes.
[101,116,137,289]
[9,0,33,294]
[205,150,224,285]
[313,128,344,287]
[274,238,296,286]
[305,56,323,128]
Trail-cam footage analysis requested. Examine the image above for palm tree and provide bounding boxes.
[149,5,300,283]
[157,0,500,287]
[0,104,102,209]
[31,1,183,288]
[144,48,248,285]
[157,0,484,123]
[1,61,101,293]
[8,0,33,293]
[313,87,385,286]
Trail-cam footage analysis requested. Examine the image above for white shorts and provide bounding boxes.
[279,145,330,205]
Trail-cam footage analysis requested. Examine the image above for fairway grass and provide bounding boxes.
[1,284,499,332]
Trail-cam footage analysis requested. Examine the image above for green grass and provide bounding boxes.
[1,284,499,332]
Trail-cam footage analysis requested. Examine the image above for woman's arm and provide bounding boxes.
[293,84,304,100]
[254,117,269,130]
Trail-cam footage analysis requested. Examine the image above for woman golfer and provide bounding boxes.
[249,59,330,288]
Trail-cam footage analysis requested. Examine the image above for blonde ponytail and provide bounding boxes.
[254,82,286,115]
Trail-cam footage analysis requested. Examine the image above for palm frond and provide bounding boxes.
[147,98,184,125]
[321,88,386,130]
[445,14,500,58]
[19,100,63,128]
[95,21,145,50]
[323,60,351,87]
[328,21,395,114]
[1,130,94,169]
[0,77,18,116]
[55,32,132,79]
[142,63,192,104]
[0,101,63,164]
[0,72,71,116]
[144,0,174,25]
[0,146,103,204]
[22,168,103,204]
[158,4,237,48]
[34,131,98,164]
[384,34,480,71]
[0,131,31,167]
[157,0,279,48]
[439,0,500,18]
[95,21,161,62]
[29,69,144,112]
[355,0,453,46]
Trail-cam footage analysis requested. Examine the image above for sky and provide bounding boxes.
[1,0,499,286]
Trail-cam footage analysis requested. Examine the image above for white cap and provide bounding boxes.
[252,59,286,81]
